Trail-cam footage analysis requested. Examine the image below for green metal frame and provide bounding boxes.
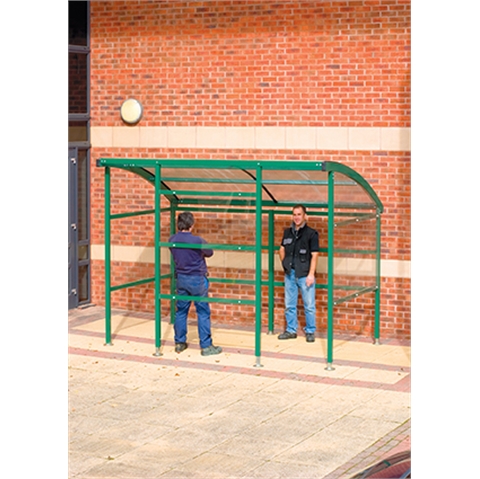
[98,158,383,368]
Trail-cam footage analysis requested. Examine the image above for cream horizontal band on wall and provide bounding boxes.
[91,126,411,151]
[91,245,411,279]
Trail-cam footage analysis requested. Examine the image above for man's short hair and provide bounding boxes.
[292,204,307,214]
[177,212,194,231]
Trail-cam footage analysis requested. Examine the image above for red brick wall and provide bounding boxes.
[91,0,410,127]
[89,1,411,340]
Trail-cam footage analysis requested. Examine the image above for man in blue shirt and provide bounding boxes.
[169,212,222,356]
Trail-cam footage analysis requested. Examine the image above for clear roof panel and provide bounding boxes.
[146,166,267,203]
[259,168,329,205]
[151,167,251,181]
[100,159,382,212]
[332,171,377,209]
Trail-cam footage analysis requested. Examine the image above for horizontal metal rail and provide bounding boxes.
[210,277,256,286]
[175,198,257,207]
[262,180,356,186]
[160,189,256,198]
[162,242,374,256]
[175,197,377,210]
[173,206,376,217]
[209,278,369,292]
[159,293,255,305]
[155,177,357,187]
[334,248,377,255]
[98,158,326,171]
[116,204,328,217]
[158,177,256,184]
[174,205,262,215]
[160,241,256,252]
[108,276,375,295]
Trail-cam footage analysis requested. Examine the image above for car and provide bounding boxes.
[350,450,411,478]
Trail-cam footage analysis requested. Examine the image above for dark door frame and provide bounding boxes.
[68,147,79,309]
[68,146,91,309]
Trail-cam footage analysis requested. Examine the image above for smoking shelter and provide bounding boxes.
[97,158,384,370]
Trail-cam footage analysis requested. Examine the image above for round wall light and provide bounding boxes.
[120,98,143,124]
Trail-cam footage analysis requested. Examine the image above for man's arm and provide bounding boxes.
[200,237,214,257]
[278,245,285,262]
[306,251,318,287]
[306,229,320,286]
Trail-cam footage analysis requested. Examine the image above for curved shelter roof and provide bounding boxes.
[96,158,383,212]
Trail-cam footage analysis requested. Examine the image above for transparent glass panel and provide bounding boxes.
[69,1,88,46]
[147,167,267,203]
[333,172,376,208]
[268,183,327,204]
[77,150,89,241]
[261,169,328,183]
[259,169,329,204]
[78,264,89,303]
[69,121,88,142]
[69,52,88,114]
[148,167,256,182]
[331,214,378,303]
[78,244,89,261]
[142,163,378,207]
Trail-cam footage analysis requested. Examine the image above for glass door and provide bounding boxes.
[69,1,90,309]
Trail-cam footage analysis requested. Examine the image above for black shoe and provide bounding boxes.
[175,342,188,353]
[278,331,297,340]
[201,345,222,356]
[306,333,315,343]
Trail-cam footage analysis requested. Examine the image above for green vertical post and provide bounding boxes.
[153,163,163,356]
[326,170,335,370]
[104,166,112,345]
[267,210,275,334]
[374,209,381,344]
[254,165,264,367]
[169,203,177,325]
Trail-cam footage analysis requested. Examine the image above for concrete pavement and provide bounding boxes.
[68,306,410,479]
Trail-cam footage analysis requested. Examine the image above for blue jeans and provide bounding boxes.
[284,270,316,334]
[174,274,212,349]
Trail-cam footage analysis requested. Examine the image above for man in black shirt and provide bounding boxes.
[278,204,319,342]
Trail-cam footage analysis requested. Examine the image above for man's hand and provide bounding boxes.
[306,274,315,287]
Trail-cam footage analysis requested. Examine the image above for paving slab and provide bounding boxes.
[68,306,410,479]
